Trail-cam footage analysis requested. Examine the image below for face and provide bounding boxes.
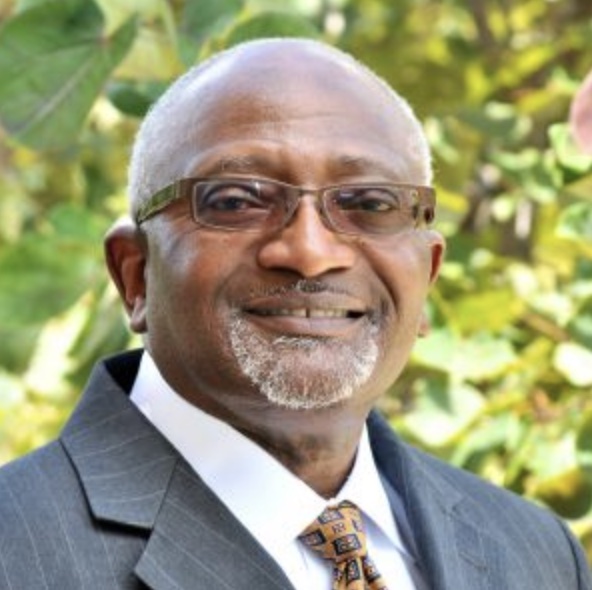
[108,43,444,422]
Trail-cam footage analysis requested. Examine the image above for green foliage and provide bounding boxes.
[221,11,319,46]
[0,0,137,149]
[1,0,592,560]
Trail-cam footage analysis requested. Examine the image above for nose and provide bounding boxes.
[257,196,357,278]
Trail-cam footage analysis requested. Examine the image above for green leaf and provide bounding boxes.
[413,329,517,381]
[534,468,592,519]
[223,11,319,47]
[106,80,168,118]
[563,172,592,202]
[553,342,592,387]
[22,297,90,399]
[0,0,137,149]
[549,123,592,175]
[0,239,98,326]
[181,0,243,45]
[452,288,525,333]
[450,414,524,470]
[556,202,592,242]
[47,203,110,241]
[576,411,592,470]
[568,299,592,350]
[458,102,531,144]
[14,0,50,10]
[0,206,107,329]
[68,286,135,388]
[0,326,41,374]
[528,432,579,480]
[402,377,485,447]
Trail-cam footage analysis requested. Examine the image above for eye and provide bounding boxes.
[200,182,266,212]
[334,187,401,212]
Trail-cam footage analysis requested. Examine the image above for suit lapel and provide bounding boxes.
[395,467,494,590]
[61,353,293,590]
[368,412,498,590]
[134,463,293,590]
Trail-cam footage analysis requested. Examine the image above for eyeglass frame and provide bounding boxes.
[134,175,437,236]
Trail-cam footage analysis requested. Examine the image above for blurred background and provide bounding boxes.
[1,0,591,559]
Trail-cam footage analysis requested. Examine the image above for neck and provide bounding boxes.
[234,407,368,498]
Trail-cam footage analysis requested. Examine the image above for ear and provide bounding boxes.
[426,229,445,284]
[417,311,431,338]
[104,219,148,334]
[418,230,446,337]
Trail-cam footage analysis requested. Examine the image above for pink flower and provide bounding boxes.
[569,68,592,155]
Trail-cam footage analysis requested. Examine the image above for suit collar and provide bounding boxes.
[61,351,293,590]
[61,351,177,528]
[134,462,293,589]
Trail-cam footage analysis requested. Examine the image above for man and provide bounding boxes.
[0,38,589,590]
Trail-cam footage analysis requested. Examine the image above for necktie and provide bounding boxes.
[298,500,389,590]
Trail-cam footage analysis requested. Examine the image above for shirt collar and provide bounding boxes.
[130,351,408,554]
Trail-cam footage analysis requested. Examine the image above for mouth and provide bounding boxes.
[240,293,369,338]
[247,308,365,319]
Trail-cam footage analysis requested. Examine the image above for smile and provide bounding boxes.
[243,304,367,338]
[250,308,361,319]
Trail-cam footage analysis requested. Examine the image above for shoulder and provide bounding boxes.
[0,440,83,528]
[0,352,143,559]
[407,442,591,584]
[368,411,591,588]
[0,441,89,586]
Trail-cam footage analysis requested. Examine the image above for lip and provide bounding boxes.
[252,308,356,319]
[241,293,368,337]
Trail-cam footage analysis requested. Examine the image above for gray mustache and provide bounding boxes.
[260,279,346,297]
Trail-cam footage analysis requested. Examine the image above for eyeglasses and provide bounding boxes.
[135,176,436,236]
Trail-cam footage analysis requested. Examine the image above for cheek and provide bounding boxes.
[146,230,252,332]
[364,240,434,382]
[363,237,434,318]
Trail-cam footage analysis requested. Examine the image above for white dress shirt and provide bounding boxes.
[130,352,421,589]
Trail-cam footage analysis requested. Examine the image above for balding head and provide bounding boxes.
[128,38,432,219]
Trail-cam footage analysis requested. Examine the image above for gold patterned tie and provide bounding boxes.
[298,500,389,590]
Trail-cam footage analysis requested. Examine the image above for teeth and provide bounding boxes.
[255,308,350,318]
[309,309,348,318]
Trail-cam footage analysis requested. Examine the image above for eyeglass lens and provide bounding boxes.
[191,178,422,235]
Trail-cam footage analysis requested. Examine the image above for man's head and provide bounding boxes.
[105,38,444,425]
[127,38,433,218]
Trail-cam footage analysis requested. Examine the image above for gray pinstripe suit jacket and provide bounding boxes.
[0,350,590,589]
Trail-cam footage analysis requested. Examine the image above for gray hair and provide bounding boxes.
[127,38,433,218]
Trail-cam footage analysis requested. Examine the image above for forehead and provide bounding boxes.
[170,44,424,182]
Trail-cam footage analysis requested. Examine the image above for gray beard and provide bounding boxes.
[228,314,379,410]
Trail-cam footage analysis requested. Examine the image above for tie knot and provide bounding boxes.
[299,500,368,564]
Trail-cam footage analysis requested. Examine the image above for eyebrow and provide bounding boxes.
[329,155,398,179]
[205,153,405,181]
[211,155,271,175]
